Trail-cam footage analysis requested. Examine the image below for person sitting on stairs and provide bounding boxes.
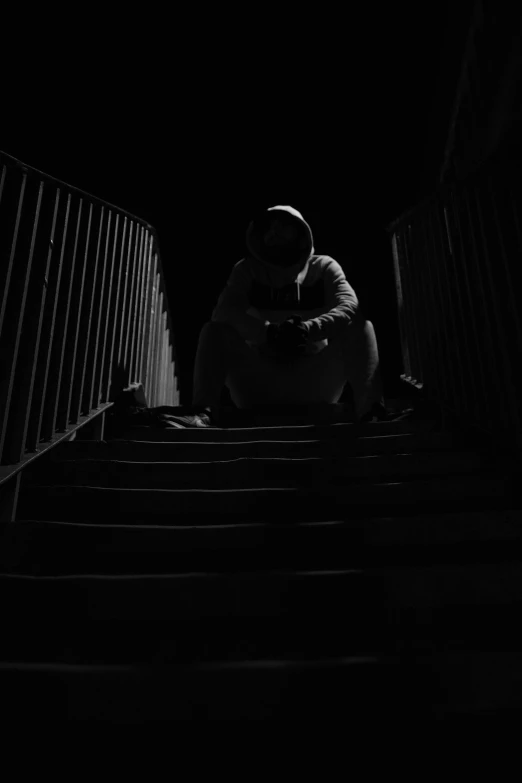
[170,204,392,428]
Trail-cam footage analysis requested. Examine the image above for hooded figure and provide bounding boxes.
[211,204,360,352]
[188,205,386,424]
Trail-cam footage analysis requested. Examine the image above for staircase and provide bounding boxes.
[1,398,521,723]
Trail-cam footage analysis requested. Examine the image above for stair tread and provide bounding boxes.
[23,475,509,492]
[110,417,440,442]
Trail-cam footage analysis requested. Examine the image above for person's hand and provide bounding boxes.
[265,315,309,357]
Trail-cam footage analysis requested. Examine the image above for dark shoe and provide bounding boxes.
[154,406,217,429]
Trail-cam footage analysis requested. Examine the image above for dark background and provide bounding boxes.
[2,2,475,403]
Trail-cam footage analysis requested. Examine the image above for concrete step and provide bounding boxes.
[3,649,522,722]
[111,417,439,443]
[0,657,420,723]
[4,510,522,575]
[0,570,385,664]
[15,475,513,523]
[24,451,485,490]
[48,428,459,462]
[2,566,522,665]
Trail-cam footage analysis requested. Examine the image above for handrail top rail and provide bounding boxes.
[0,149,155,233]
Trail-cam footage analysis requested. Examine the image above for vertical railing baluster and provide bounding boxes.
[158,327,164,408]
[94,210,119,407]
[138,236,153,398]
[26,187,62,451]
[114,218,132,386]
[55,197,86,431]
[148,281,157,408]
[154,291,164,408]
[101,214,125,404]
[0,165,24,345]
[10,180,59,456]
[147,273,157,408]
[151,288,160,408]
[134,226,148,383]
[145,259,158,407]
[143,253,156,405]
[85,209,112,414]
[161,316,167,405]
[128,225,145,383]
[0,169,31,463]
[39,195,73,441]
[67,202,93,425]
[122,222,140,377]
[134,230,150,389]
[62,199,92,428]
[81,206,108,416]
[2,178,49,464]
[159,306,167,407]
[169,342,174,405]
[103,215,126,404]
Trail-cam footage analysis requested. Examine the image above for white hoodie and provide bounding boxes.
[211,205,360,349]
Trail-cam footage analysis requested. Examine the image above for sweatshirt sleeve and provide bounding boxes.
[303,259,359,341]
[211,261,269,345]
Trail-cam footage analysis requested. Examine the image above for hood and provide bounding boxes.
[245,205,315,287]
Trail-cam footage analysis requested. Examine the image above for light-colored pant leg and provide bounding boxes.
[192,317,384,419]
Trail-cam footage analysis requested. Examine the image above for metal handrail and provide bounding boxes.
[386,149,522,470]
[0,149,180,492]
